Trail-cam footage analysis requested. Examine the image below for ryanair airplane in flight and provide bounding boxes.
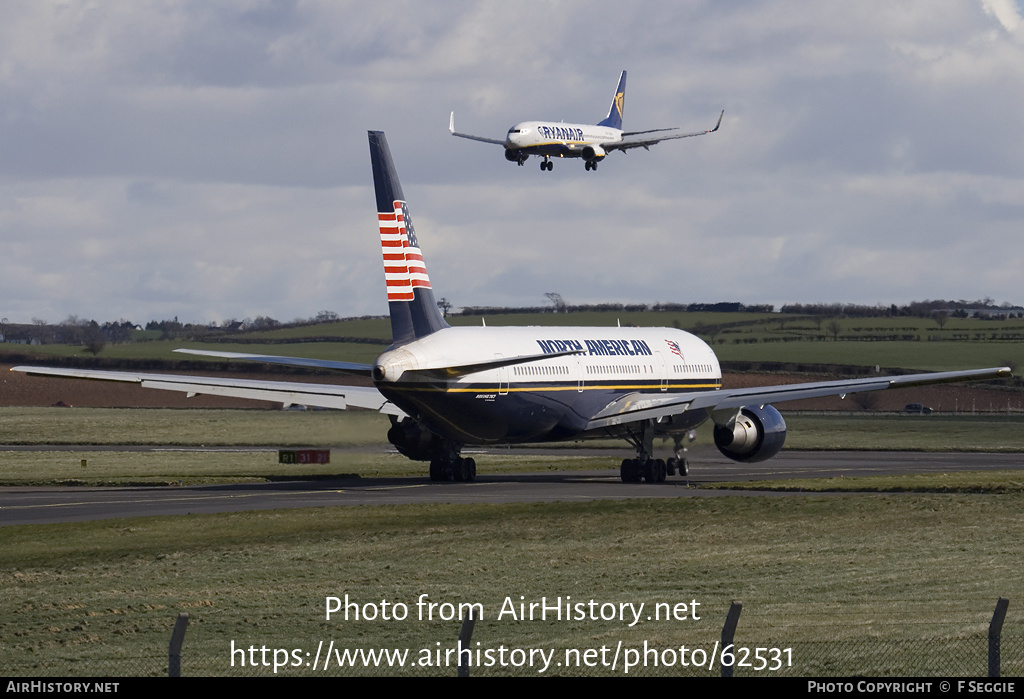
[449,70,723,171]
[14,132,1011,483]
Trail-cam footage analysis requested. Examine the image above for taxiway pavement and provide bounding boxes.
[1,450,1021,526]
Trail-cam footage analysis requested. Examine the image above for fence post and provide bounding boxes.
[169,613,189,677]
[458,608,477,677]
[989,598,1009,678]
[721,601,742,678]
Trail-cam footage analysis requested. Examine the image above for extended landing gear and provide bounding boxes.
[620,457,667,483]
[541,157,553,171]
[429,455,476,482]
[619,420,688,483]
[426,439,475,482]
[666,456,689,477]
[584,160,599,171]
[667,431,693,477]
[385,417,475,483]
[620,419,658,483]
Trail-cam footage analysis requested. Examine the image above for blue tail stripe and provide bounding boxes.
[369,130,406,211]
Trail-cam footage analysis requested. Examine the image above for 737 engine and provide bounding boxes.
[713,405,787,463]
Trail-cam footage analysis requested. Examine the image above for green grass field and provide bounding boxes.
[0,450,614,486]
[714,340,1022,372]
[0,407,394,448]
[4,407,1024,450]
[2,491,1022,676]
[5,309,1024,373]
[1,408,1023,676]
[2,409,1024,488]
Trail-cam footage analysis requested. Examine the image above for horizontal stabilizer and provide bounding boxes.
[610,110,724,152]
[621,127,682,137]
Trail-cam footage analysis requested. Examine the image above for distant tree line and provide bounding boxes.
[458,301,776,316]
[141,310,388,341]
[1,316,138,354]
[779,298,1024,319]
[6,298,1023,351]
[2,309,387,348]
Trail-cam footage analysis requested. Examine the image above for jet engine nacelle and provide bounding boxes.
[713,404,787,463]
[505,148,523,162]
[581,145,606,161]
[387,418,440,462]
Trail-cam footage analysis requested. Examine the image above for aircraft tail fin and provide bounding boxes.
[368,131,449,346]
[597,70,627,130]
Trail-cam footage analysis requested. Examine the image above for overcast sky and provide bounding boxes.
[2,1,1024,325]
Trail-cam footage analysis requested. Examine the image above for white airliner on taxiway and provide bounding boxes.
[450,70,723,171]
[14,132,1011,483]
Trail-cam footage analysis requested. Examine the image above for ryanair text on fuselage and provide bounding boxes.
[537,125,585,142]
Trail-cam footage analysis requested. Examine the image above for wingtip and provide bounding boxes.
[449,111,455,134]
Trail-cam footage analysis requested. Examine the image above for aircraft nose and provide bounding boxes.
[506,127,526,148]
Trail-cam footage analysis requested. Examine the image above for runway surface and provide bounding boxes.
[1,450,1021,527]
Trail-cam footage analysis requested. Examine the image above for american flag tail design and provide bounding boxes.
[369,131,449,346]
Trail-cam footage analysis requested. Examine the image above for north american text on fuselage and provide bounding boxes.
[536,339,653,357]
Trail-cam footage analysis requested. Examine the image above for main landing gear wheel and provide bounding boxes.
[620,419,693,482]
[643,459,667,483]
[429,459,445,481]
[453,457,476,482]
[620,458,641,483]
[667,457,689,477]
[620,458,666,483]
[430,456,476,482]
[620,457,676,483]
[585,160,599,171]
[541,158,553,171]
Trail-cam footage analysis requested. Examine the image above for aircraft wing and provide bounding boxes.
[607,110,724,153]
[10,366,405,416]
[585,366,1011,429]
[449,112,506,146]
[173,349,373,375]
